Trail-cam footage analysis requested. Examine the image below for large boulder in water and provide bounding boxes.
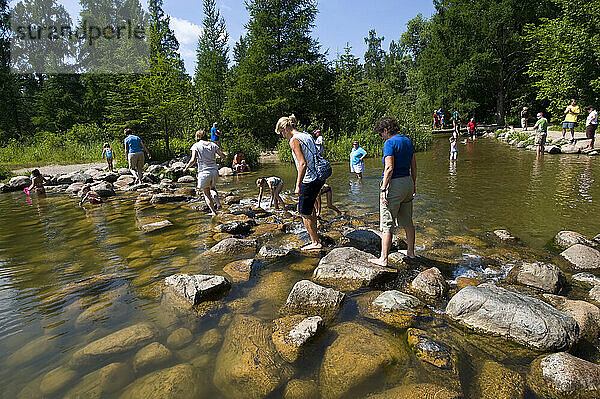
[312,247,397,290]
[344,229,382,253]
[119,364,198,399]
[561,244,600,270]
[284,280,344,316]
[528,352,600,399]
[210,238,258,255]
[63,362,132,399]
[70,323,158,367]
[164,274,230,305]
[213,314,293,399]
[543,294,600,340]
[410,267,448,299]
[319,322,407,399]
[505,261,566,294]
[9,175,31,189]
[445,284,579,350]
[555,231,597,248]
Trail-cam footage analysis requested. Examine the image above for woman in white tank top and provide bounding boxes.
[275,114,324,251]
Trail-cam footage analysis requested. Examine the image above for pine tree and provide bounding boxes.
[364,30,386,81]
[194,0,229,128]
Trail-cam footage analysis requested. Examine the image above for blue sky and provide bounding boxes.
[14,0,437,75]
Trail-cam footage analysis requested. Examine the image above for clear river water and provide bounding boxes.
[1,136,599,398]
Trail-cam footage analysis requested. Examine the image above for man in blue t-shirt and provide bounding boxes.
[211,123,220,146]
[124,128,151,184]
[369,116,417,268]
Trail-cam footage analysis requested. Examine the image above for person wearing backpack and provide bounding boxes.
[275,114,331,251]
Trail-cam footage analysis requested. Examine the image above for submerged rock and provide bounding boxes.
[555,231,597,248]
[284,379,320,399]
[313,247,397,290]
[164,274,231,305]
[494,229,518,241]
[119,364,197,399]
[213,314,293,399]
[139,219,173,234]
[284,280,344,314]
[561,244,600,270]
[506,261,566,293]
[357,290,422,328]
[407,328,456,370]
[151,193,187,204]
[70,323,158,367]
[64,362,133,399]
[477,360,525,399]
[410,267,448,299]
[446,284,579,350]
[39,366,77,396]
[320,322,407,399]
[529,352,600,399]
[367,384,460,399]
[166,327,193,349]
[223,259,261,282]
[210,237,258,255]
[258,245,291,259]
[272,315,323,362]
[133,342,172,372]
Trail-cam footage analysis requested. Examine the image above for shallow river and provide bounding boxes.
[1,136,599,398]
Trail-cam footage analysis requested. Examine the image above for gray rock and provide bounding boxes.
[287,316,323,346]
[313,247,397,290]
[177,175,195,183]
[70,323,158,367]
[344,229,381,252]
[494,229,517,241]
[100,172,119,183]
[543,294,600,340]
[272,315,323,363]
[372,290,422,312]
[555,230,597,248]
[258,245,291,259]
[164,274,231,306]
[284,280,344,312]
[66,182,85,194]
[446,284,579,350]
[507,261,566,293]
[529,352,600,398]
[545,145,561,154]
[561,244,600,270]
[140,219,173,234]
[147,164,164,174]
[215,220,256,235]
[71,173,93,183]
[150,193,187,204]
[591,286,600,303]
[210,238,258,255]
[560,144,580,154]
[0,183,9,193]
[117,168,131,175]
[143,173,160,184]
[90,182,115,198]
[219,167,234,177]
[114,175,135,187]
[9,175,31,189]
[56,174,73,184]
[572,272,600,286]
[171,161,186,169]
[410,267,448,299]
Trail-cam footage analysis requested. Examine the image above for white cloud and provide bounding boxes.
[170,16,203,46]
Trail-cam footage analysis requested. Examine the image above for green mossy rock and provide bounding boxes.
[119,364,198,399]
[477,360,525,399]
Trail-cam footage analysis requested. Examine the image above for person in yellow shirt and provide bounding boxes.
[562,99,580,143]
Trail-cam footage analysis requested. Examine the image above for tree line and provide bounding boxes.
[0,0,599,160]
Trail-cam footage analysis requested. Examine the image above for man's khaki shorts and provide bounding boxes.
[128,151,144,171]
[380,176,414,233]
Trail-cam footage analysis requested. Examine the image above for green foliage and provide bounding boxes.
[220,133,261,168]
[0,164,12,181]
[65,123,106,143]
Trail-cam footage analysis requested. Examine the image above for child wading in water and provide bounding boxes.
[27,169,47,196]
[102,143,114,172]
[79,186,103,206]
[315,184,342,217]
[256,177,284,209]
[449,136,458,160]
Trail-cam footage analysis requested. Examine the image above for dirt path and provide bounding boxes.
[11,162,107,176]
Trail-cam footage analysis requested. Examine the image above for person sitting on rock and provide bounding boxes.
[256,177,284,209]
[315,184,342,217]
[79,186,103,206]
[232,151,250,173]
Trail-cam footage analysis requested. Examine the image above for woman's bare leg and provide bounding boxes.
[301,211,321,250]
[203,188,217,215]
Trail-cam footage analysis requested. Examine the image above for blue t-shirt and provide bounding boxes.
[124,135,143,153]
[211,126,219,142]
[350,147,367,165]
[105,149,113,159]
[382,134,415,179]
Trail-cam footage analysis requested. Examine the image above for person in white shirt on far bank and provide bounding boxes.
[314,130,324,155]
[586,105,598,150]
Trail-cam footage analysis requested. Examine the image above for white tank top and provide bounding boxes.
[291,132,318,183]
[191,141,218,172]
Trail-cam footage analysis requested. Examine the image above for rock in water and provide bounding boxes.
[90,182,115,198]
[313,247,397,290]
[407,328,455,370]
[494,229,518,241]
[272,315,323,362]
[223,259,261,282]
[357,290,422,328]
[64,362,132,399]
[133,342,172,372]
[573,272,600,286]
[70,323,158,367]
[528,352,600,399]
[555,231,597,248]
[9,176,31,189]
[284,280,344,314]
[344,229,382,252]
[215,220,256,235]
[410,267,448,299]
[367,384,460,399]
[477,361,525,399]
[166,328,193,349]
[210,238,258,255]
[164,274,231,305]
[560,144,580,154]
[177,175,195,183]
[561,244,600,270]
[219,167,234,177]
[506,261,566,293]
[150,193,187,204]
[445,284,579,350]
[320,322,406,399]
[542,294,600,340]
[213,315,293,399]
[119,364,198,399]
[139,219,173,234]
[39,366,77,396]
[258,245,291,259]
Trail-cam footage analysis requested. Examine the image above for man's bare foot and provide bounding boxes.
[301,242,322,251]
[369,258,388,267]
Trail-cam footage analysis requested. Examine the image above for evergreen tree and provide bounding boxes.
[364,30,386,81]
[194,0,229,128]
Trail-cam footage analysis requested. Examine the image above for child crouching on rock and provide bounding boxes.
[256,177,284,209]
[79,186,103,206]
[27,169,47,196]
